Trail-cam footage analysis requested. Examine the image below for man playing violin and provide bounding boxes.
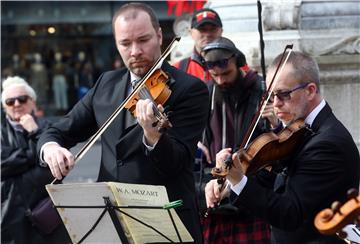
[38,3,209,243]
[205,51,360,243]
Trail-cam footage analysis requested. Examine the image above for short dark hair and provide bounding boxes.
[269,51,320,90]
[112,3,160,35]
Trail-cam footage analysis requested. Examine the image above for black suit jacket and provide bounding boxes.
[38,62,209,243]
[233,103,360,243]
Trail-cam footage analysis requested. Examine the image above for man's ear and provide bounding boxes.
[157,27,163,46]
[306,83,318,99]
[238,67,246,78]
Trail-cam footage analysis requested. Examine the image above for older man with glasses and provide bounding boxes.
[1,76,70,243]
[205,51,360,243]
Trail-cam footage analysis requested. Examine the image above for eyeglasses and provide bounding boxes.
[204,54,235,70]
[270,82,310,101]
[5,95,30,106]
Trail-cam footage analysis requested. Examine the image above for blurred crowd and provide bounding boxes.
[1,51,124,117]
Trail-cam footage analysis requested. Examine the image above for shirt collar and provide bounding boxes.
[6,115,24,132]
[129,60,164,87]
[304,99,326,127]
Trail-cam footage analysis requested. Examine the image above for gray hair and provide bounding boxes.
[269,51,320,90]
[1,76,37,105]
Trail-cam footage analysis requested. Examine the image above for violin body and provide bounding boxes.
[241,119,309,175]
[124,69,171,117]
[211,119,310,178]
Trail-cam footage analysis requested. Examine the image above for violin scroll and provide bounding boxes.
[314,188,360,236]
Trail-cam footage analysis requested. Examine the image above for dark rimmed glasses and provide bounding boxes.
[270,82,310,101]
[204,54,235,70]
[5,95,30,106]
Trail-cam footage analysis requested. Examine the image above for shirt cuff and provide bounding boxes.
[40,141,60,166]
[229,175,248,196]
[142,136,159,151]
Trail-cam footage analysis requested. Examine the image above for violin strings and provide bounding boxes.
[138,86,165,122]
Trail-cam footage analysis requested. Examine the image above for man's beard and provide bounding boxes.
[218,71,243,92]
[128,58,153,77]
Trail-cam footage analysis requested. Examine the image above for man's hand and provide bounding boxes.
[216,148,245,186]
[205,179,230,208]
[19,114,38,133]
[136,99,162,146]
[42,143,75,180]
[197,141,212,165]
[261,101,279,128]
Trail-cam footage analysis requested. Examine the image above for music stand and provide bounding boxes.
[46,182,193,243]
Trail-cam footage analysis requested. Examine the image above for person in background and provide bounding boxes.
[205,51,360,243]
[38,3,209,243]
[199,37,275,243]
[1,76,70,244]
[173,8,223,83]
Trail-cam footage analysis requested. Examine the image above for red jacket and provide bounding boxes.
[173,51,212,83]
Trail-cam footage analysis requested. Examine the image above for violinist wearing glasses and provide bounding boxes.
[205,51,360,243]
[38,3,208,243]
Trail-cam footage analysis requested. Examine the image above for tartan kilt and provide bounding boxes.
[201,212,271,244]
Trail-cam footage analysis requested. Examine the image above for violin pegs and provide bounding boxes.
[355,218,360,227]
[217,177,225,185]
[320,209,334,222]
[331,201,342,215]
[346,188,359,201]
[337,230,348,240]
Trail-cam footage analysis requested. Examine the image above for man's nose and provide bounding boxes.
[216,76,226,85]
[130,43,142,57]
[13,99,21,106]
[272,95,283,107]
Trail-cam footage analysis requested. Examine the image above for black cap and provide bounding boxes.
[202,37,247,66]
[191,8,222,29]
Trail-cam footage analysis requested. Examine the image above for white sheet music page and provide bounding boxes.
[46,182,193,243]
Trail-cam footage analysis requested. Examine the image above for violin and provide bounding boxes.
[211,44,296,180]
[124,69,172,129]
[314,188,360,239]
[211,119,311,177]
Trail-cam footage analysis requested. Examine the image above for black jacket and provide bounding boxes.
[1,116,70,244]
[234,103,360,243]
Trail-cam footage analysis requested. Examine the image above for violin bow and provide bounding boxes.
[241,44,293,149]
[51,37,181,184]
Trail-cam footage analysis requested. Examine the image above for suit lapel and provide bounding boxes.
[117,71,131,132]
[309,102,332,132]
[104,71,133,141]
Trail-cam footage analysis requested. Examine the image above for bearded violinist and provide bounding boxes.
[205,51,360,243]
[38,3,208,243]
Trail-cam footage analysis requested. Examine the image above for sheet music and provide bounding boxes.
[46,182,193,243]
[108,182,193,243]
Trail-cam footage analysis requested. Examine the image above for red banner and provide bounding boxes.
[167,1,207,17]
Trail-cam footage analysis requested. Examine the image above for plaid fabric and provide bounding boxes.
[201,213,270,244]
